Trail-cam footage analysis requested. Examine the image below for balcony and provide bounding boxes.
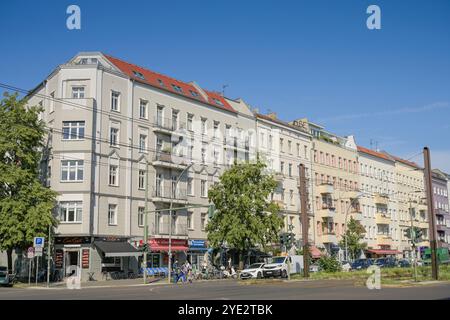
[153,223,188,238]
[349,211,363,221]
[374,193,389,206]
[318,205,336,219]
[376,235,392,246]
[437,223,447,232]
[321,233,337,244]
[153,117,186,135]
[151,187,188,204]
[152,152,190,170]
[317,183,334,195]
[376,213,391,225]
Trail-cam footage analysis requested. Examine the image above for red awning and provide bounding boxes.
[150,245,188,252]
[367,249,401,255]
[309,246,323,258]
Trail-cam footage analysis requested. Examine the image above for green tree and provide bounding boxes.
[317,255,341,273]
[339,217,367,261]
[0,93,57,272]
[206,159,284,269]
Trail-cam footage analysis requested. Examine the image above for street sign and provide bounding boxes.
[27,247,35,259]
[35,247,43,257]
[34,236,45,248]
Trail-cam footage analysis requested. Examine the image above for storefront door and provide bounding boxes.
[64,249,80,277]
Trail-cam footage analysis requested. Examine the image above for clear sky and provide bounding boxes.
[1,0,449,171]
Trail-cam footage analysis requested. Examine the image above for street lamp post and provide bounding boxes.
[168,163,194,284]
[143,160,149,284]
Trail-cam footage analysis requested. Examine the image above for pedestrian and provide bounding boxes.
[172,260,179,283]
[185,260,193,283]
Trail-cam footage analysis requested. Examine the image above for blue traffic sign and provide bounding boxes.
[33,237,45,248]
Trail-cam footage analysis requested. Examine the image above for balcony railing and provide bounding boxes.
[153,152,190,167]
[152,186,187,201]
[154,223,188,236]
[154,116,186,132]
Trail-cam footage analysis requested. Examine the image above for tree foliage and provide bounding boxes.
[0,93,57,270]
[339,217,367,261]
[206,159,284,267]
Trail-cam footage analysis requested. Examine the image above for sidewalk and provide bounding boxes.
[15,277,169,290]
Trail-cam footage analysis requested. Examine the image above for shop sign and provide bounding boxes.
[55,249,64,268]
[189,239,207,248]
[95,236,127,242]
[82,249,90,269]
[55,236,91,245]
[148,238,188,246]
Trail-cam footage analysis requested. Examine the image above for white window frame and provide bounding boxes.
[59,201,82,223]
[61,160,84,182]
[138,206,145,227]
[62,121,85,140]
[139,134,147,153]
[138,169,146,190]
[110,126,119,147]
[72,86,85,99]
[108,204,118,225]
[187,177,194,196]
[201,179,208,198]
[109,164,119,186]
[111,90,121,112]
[139,99,148,119]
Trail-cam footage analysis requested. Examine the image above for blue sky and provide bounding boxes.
[1,0,449,171]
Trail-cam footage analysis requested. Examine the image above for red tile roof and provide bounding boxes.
[357,146,392,161]
[103,54,236,113]
[389,155,421,169]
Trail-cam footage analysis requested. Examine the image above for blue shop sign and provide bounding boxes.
[189,239,207,250]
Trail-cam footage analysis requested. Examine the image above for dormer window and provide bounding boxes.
[157,79,165,87]
[212,98,224,106]
[190,90,199,97]
[133,71,145,80]
[171,84,183,93]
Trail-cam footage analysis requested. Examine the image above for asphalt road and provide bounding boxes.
[0,279,449,300]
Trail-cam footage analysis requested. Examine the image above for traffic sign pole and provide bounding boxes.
[35,256,39,286]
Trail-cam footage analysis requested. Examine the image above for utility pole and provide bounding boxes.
[299,164,309,278]
[423,147,438,280]
[143,160,149,284]
[46,224,51,287]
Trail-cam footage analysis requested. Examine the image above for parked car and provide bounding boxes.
[351,259,374,270]
[374,257,397,268]
[240,263,265,279]
[397,259,411,268]
[263,255,303,278]
[0,266,16,287]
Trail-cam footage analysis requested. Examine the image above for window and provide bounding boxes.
[280,161,284,174]
[288,164,292,177]
[297,143,300,156]
[201,118,207,135]
[111,91,120,111]
[109,165,118,186]
[157,79,165,87]
[72,87,85,99]
[201,213,207,230]
[61,160,84,181]
[139,134,147,153]
[212,98,224,106]
[187,114,193,131]
[139,100,148,119]
[62,121,85,140]
[110,127,119,146]
[138,207,145,227]
[138,170,146,190]
[201,180,208,197]
[269,135,273,150]
[171,84,183,93]
[59,201,82,223]
[187,211,194,230]
[280,138,284,152]
[201,145,207,164]
[189,90,199,97]
[49,91,55,113]
[187,177,194,196]
[288,141,292,154]
[108,204,117,225]
[290,190,294,205]
[213,121,220,138]
[133,71,145,80]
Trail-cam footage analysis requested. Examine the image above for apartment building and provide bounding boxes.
[387,155,429,258]
[25,52,256,280]
[357,146,399,256]
[255,113,314,254]
[432,169,450,248]
[289,119,360,256]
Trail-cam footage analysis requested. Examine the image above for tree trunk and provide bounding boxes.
[7,248,13,273]
[238,250,244,270]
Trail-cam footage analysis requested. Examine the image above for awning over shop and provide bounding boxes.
[367,249,401,255]
[94,241,142,257]
[309,246,323,259]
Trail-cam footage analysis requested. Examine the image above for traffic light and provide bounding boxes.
[279,233,286,245]
[414,228,423,242]
[404,228,412,239]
